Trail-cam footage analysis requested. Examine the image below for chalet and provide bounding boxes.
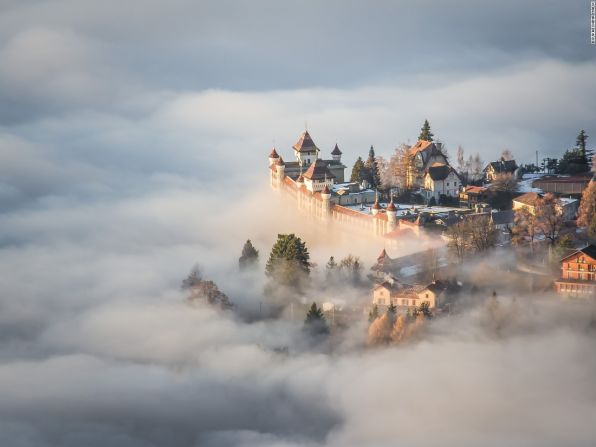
[484,159,518,182]
[422,163,461,202]
[554,245,596,298]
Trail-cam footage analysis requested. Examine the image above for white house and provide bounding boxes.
[423,163,461,202]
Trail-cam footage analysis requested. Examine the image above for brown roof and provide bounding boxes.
[302,159,335,181]
[409,140,433,156]
[386,201,396,211]
[513,192,542,206]
[292,130,319,153]
[322,185,330,194]
[464,185,488,194]
[372,201,381,210]
[269,147,279,158]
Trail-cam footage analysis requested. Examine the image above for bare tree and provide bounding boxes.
[536,193,564,246]
[456,145,466,173]
[446,220,468,262]
[471,153,484,180]
[376,155,390,189]
[500,149,514,161]
[468,215,498,252]
[512,207,538,249]
[491,173,519,192]
[387,143,412,189]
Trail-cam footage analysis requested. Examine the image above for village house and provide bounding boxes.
[459,185,492,208]
[407,140,449,188]
[372,279,447,311]
[554,245,596,298]
[422,163,461,202]
[483,159,518,182]
[512,192,579,221]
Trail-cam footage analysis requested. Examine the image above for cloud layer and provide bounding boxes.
[1,1,596,445]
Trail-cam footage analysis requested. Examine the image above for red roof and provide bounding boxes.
[322,185,330,194]
[386,201,396,211]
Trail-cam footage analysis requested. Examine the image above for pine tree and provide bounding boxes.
[350,156,366,183]
[238,239,259,270]
[365,145,381,189]
[386,302,397,317]
[304,302,329,336]
[368,304,379,323]
[576,129,589,158]
[326,256,338,282]
[265,234,310,287]
[418,119,434,142]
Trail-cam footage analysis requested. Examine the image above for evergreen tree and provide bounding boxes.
[418,302,432,319]
[365,145,382,189]
[418,119,434,142]
[576,129,589,157]
[304,302,329,336]
[350,156,366,183]
[386,302,397,317]
[238,239,259,270]
[326,256,338,282]
[368,304,379,323]
[265,234,310,287]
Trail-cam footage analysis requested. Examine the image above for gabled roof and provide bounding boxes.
[426,163,455,181]
[409,140,433,156]
[484,159,518,173]
[331,144,342,155]
[513,192,542,206]
[293,130,320,153]
[560,245,596,262]
[302,158,335,181]
[424,280,447,294]
[377,248,391,262]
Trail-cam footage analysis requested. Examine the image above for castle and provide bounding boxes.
[269,130,406,237]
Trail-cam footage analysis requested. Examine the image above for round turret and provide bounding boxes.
[268,147,280,167]
[386,200,396,212]
[371,200,380,216]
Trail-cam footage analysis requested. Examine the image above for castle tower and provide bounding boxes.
[386,198,397,232]
[331,143,342,163]
[292,130,320,167]
[274,157,285,189]
[371,192,380,216]
[321,184,332,220]
[268,147,280,167]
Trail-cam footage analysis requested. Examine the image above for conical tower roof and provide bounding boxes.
[331,143,342,155]
[293,130,319,153]
[269,147,280,158]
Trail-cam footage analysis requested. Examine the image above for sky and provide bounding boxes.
[1,1,596,446]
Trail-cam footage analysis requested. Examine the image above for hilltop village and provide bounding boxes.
[187,122,595,344]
